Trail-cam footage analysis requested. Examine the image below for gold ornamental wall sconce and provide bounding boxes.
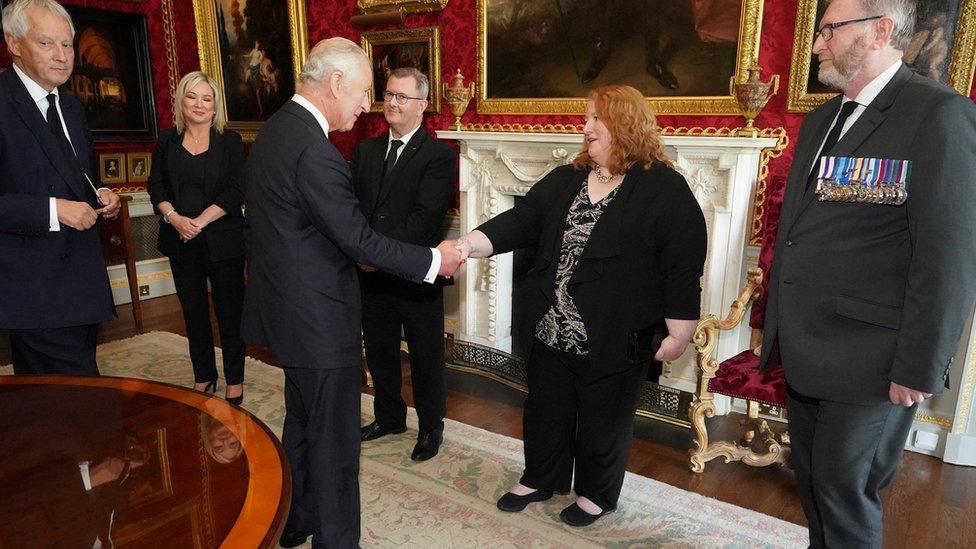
[731,64,779,138]
[444,69,475,130]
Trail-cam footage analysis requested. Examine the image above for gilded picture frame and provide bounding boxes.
[357,0,448,14]
[99,152,126,185]
[787,0,976,112]
[127,152,152,184]
[477,0,765,115]
[361,27,442,114]
[192,0,309,141]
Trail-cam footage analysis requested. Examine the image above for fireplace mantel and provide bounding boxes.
[439,130,778,402]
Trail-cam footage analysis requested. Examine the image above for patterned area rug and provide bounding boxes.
[2,332,807,548]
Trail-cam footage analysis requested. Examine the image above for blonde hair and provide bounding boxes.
[573,85,672,174]
[173,71,225,134]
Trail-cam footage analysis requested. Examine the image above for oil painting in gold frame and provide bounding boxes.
[787,0,976,112]
[357,0,448,14]
[192,0,309,141]
[477,0,765,115]
[361,27,442,114]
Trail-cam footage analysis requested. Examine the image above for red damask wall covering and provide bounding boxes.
[3,0,975,325]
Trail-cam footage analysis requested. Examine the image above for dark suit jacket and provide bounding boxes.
[760,65,976,403]
[351,125,455,296]
[478,162,707,383]
[241,100,434,369]
[146,127,246,262]
[0,68,114,329]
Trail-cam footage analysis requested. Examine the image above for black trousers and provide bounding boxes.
[361,288,445,436]
[520,339,647,511]
[9,324,98,375]
[786,385,916,549]
[168,237,245,385]
[281,366,361,549]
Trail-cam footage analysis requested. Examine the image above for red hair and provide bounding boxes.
[573,85,672,174]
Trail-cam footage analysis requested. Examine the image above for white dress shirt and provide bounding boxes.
[385,123,420,164]
[289,95,441,283]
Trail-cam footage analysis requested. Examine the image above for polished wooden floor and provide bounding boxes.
[3,294,974,548]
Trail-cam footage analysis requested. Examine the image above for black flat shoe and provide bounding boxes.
[559,502,614,527]
[360,421,407,442]
[410,431,442,462]
[278,530,311,548]
[496,489,553,512]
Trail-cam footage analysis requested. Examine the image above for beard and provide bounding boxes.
[818,34,869,90]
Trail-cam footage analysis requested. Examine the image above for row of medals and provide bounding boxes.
[817,180,907,205]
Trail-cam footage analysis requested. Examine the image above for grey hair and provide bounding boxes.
[173,71,226,134]
[299,37,369,90]
[832,0,916,50]
[1,0,75,38]
[388,67,430,101]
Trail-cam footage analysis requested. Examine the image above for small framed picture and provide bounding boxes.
[99,152,125,184]
[361,27,441,114]
[127,152,151,183]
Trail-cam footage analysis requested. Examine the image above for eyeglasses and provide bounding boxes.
[383,91,426,104]
[816,15,883,41]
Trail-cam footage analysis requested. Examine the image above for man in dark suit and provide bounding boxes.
[759,0,976,547]
[242,37,462,549]
[352,67,456,462]
[0,0,121,375]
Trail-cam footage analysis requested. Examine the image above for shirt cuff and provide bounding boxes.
[49,197,60,232]
[78,461,93,491]
[424,247,440,283]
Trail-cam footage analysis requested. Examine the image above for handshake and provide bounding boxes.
[435,238,475,278]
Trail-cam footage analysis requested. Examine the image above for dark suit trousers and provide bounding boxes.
[168,236,245,385]
[786,385,916,549]
[10,325,98,375]
[282,366,361,549]
[361,288,446,436]
[520,339,647,511]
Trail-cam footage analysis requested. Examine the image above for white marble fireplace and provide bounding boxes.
[438,130,778,402]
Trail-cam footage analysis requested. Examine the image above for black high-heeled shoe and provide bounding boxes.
[225,385,244,406]
[198,380,217,395]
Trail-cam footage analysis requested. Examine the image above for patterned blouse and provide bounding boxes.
[535,176,621,354]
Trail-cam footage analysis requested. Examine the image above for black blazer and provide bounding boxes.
[351,125,456,296]
[760,65,976,402]
[242,100,433,369]
[0,68,114,329]
[146,127,246,262]
[478,162,707,383]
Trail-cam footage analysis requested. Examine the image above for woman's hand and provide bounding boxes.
[171,214,202,241]
[654,335,690,362]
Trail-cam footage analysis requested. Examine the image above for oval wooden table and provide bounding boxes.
[0,375,290,548]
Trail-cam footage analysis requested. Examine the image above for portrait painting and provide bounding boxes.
[193,0,308,141]
[787,0,976,111]
[100,152,125,184]
[127,152,151,183]
[59,6,157,141]
[361,27,441,113]
[478,0,765,115]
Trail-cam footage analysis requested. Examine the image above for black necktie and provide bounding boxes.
[384,139,403,177]
[806,100,859,192]
[46,93,75,159]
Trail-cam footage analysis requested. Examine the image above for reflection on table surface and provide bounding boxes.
[0,376,288,548]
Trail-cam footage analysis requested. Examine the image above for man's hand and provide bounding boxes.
[436,239,464,277]
[357,263,376,272]
[889,381,931,407]
[56,198,99,230]
[454,237,473,261]
[97,188,121,219]
[654,335,689,362]
[171,214,202,241]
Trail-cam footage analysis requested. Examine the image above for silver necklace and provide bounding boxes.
[594,166,615,184]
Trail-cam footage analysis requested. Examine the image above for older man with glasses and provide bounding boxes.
[352,67,456,462]
[759,0,976,547]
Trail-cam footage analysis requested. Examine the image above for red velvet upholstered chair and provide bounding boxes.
[688,267,789,473]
